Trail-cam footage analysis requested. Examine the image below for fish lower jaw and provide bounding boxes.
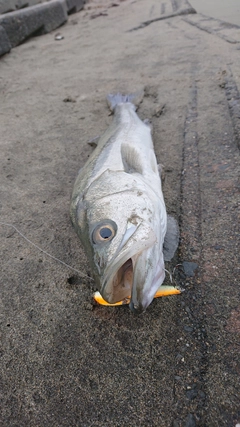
[101,258,133,304]
[130,265,166,313]
[100,253,165,310]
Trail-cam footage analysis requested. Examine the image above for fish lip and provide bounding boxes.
[100,224,157,303]
[129,252,166,313]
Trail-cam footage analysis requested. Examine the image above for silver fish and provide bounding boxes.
[70,92,179,313]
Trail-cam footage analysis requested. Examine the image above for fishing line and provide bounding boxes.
[0,221,93,281]
[164,268,173,283]
[164,267,183,292]
[1,222,181,287]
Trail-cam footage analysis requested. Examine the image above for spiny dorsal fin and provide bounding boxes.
[163,215,179,261]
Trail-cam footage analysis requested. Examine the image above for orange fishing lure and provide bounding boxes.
[93,285,181,306]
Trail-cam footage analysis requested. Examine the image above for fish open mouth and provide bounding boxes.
[101,224,157,305]
[103,258,133,304]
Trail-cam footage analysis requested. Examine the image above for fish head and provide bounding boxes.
[72,170,167,312]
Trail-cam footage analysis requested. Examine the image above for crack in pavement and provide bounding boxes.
[128,0,196,32]
[223,67,240,149]
[184,14,240,44]
[172,76,209,426]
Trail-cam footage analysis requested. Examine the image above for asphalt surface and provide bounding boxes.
[0,0,239,426]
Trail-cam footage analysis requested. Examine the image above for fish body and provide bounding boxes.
[70,93,178,312]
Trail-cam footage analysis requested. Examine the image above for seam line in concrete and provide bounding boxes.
[128,0,196,32]
[174,77,209,424]
[223,67,240,149]
[183,14,240,44]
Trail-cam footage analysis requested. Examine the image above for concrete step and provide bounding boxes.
[0,0,85,56]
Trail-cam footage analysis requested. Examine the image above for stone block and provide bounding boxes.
[66,0,85,14]
[0,0,68,48]
[15,0,29,9]
[0,24,11,55]
[0,0,32,15]
[172,0,196,14]
[0,0,16,14]
[26,0,44,6]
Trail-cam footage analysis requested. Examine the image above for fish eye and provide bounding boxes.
[92,221,117,244]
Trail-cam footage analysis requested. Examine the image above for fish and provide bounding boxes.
[70,91,179,313]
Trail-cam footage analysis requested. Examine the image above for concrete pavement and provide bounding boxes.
[0,0,239,426]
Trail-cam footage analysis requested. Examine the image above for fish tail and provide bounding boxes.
[106,90,144,112]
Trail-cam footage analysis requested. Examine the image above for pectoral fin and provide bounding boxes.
[158,163,165,182]
[163,215,179,261]
[143,118,153,131]
[121,144,143,174]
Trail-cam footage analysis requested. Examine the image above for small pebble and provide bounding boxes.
[185,413,196,427]
[55,33,64,40]
[63,96,76,103]
[184,325,193,333]
[182,261,198,277]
